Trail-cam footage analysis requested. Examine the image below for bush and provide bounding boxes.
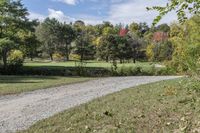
[52,53,64,61]
[8,50,24,67]
[155,67,176,75]
[131,66,142,75]
[69,54,81,61]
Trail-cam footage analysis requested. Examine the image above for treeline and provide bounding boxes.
[21,18,174,63]
[0,0,199,75]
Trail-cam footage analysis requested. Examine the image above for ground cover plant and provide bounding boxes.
[0,76,91,95]
[19,77,200,133]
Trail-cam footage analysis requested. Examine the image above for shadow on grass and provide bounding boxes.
[0,75,58,84]
[0,81,43,84]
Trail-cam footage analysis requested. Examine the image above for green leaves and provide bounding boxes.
[148,0,200,26]
[0,38,14,50]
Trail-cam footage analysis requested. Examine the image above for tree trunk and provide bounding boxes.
[50,53,53,61]
[133,48,136,64]
[30,53,33,61]
[133,58,136,64]
[120,59,122,64]
[2,50,7,69]
[80,52,84,62]
[65,44,70,61]
[106,56,109,62]
[65,49,69,61]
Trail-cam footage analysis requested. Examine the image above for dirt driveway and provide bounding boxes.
[0,76,181,133]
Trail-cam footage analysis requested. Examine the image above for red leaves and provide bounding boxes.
[153,32,168,42]
[119,28,129,37]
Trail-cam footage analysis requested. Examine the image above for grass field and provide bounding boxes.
[20,78,200,133]
[0,76,91,95]
[24,60,154,69]
[21,60,164,76]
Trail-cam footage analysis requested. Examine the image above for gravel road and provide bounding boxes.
[0,76,181,133]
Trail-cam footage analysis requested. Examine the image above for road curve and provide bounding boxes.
[0,76,181,133]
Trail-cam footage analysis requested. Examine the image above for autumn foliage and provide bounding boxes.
[153,32,168,42]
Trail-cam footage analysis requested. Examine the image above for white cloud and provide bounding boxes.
[29,0,178,26]
[48,8,75,23]
[53,0,77,5]
[73,14,104,25]
[28,12,46,21]
[28,9,75,23]
[107,0,178,25]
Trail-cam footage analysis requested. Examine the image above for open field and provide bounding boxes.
[20,77,200,133]
[24,60,154,68]
[0,76,91,95]
[12,60,170,77]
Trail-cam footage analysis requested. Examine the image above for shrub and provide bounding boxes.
[155,67,176,75]
[131,66,142,75]
[141,66,156,76]
[52,53,64,61]
[69,54,81,61]
[8,50,24,67]
[117,66,132,76]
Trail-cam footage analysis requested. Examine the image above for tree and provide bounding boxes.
[153,41,173,61]
[126,35,141,63]
[146,44,155,61]
[74,20,85,27]
[57,23,75,61]
[36,18,60,60]
[148,0,200,25]
[19,20,39,61]
[0,38,14,67]
[129,22,149,38]
[96,36,109,62]
[169,15,200,75]
[0,0,29,68]
[115,35,132,63]
[138,22,149,37]
[129,22,140,37]
[155,24,170,32]
[102,27,116,36]
[21,32,39,61]
[72,27,95,61]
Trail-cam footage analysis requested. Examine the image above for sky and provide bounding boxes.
[22,0,178,26]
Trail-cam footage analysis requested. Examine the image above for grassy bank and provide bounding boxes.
[0,76,91,95]
[20,78,200,133]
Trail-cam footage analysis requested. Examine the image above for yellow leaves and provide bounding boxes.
[164,86,177,96]
[93,37,102,47]
[102,27,115,36]
[52,53,64,61]
[69,53,81,61]
[146,44,155,61]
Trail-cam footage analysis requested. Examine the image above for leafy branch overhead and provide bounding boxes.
[147,0,200,25]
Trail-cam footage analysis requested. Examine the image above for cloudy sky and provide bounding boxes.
[22,0,178,26]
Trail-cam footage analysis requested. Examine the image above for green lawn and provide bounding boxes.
[0,76,92,95]
[24,60,154,69]
[23,60,160,76]
[20,78,200,133]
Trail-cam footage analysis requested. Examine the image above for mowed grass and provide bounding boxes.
[20,78,200,133]
[0,76,92,95]
[24,60,154,69]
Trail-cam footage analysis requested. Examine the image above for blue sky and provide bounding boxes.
[22,0,178,25]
